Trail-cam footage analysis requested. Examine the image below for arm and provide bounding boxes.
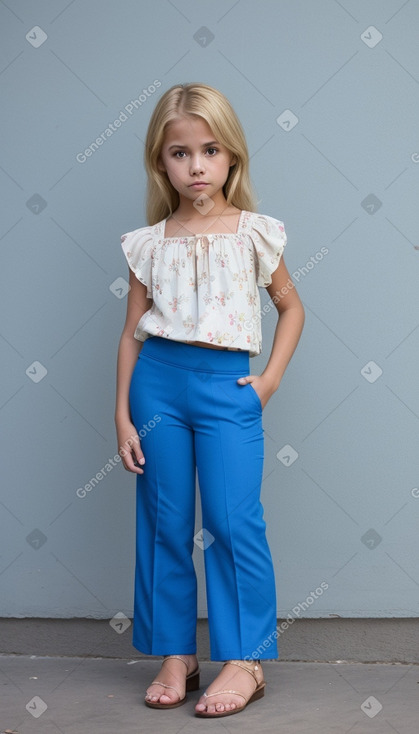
[115,269,153,473]
[237,256,305,408]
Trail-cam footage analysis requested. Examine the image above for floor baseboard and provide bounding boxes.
[0,617,417,663]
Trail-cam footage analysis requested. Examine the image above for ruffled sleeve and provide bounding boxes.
[120,226,154,299]
[249,213,287,287]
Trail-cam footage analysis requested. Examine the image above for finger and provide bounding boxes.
[237,375,251,384]
[132,444,145,469]
[119,444,145,474]
[123,452,145,474]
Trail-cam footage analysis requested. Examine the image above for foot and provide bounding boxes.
[195,660,264,715]
[145,654,198,706]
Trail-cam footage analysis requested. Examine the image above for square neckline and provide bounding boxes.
[159,209,247,240]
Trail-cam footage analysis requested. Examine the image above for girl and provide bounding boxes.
[115,82,305,718]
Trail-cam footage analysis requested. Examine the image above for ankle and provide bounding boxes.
[162,653,198,672]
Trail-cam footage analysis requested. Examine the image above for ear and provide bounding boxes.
[229,155,237,167]
[157,157,166,173]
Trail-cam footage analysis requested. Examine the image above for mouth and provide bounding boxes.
[189,182,208,188]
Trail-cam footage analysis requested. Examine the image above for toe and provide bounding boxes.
[196,694,212,712]
[159,693,175,704]
[146,684,179,706]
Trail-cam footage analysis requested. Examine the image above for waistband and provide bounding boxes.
[139,336,250,373]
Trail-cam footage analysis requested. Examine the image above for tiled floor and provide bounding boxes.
[0,656,417,734]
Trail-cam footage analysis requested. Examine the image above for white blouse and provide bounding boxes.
[120,209,287,357]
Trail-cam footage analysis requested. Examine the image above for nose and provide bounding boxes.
[189,153,205,175]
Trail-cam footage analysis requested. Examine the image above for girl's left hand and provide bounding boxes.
[237,375,277,410]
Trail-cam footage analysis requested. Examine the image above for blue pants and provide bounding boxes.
[128,336,278,661]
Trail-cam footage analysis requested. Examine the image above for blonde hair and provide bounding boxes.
[144,82,258,225]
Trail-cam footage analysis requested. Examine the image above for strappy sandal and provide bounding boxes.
[195,658,265,718]
[144,654,200,709]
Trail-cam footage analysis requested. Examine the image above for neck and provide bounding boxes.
[174,191,229,220]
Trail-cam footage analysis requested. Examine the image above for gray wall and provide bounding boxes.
[1,0,418,621]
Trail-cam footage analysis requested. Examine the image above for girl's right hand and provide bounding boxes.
[116,420,145,474]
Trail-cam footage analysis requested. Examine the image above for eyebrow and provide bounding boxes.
[168,141,219,150]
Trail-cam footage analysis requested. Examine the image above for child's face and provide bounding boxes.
[158,115,235,206]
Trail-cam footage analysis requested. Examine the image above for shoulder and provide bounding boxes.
[243,211,287,248]
[244,213,287,287]
[120,222,158,246]
[245,210,286,233]
[120,223,159,274]
[120,223,160,263]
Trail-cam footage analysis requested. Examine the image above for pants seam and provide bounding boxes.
[139,352,247,375]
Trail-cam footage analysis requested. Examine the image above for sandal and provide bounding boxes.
[195,658,265,718]
[144,654,200,709]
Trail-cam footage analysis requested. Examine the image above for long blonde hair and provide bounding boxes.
[144,83,258,225]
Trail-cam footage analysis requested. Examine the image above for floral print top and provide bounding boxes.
[120,209,287,357]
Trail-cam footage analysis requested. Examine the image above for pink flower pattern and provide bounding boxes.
[120,210,287,357]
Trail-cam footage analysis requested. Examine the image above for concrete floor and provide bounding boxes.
[0,655,417,734]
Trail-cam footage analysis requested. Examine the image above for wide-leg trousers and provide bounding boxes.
[128,335,278,661]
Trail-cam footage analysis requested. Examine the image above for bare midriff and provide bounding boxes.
[183,340,243,351]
